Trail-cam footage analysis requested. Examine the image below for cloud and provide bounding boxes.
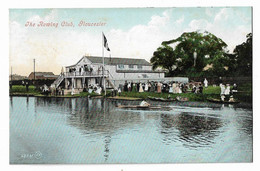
[188,19,210,31]
[185,8,251,52]
[176,16,184,25]
[9,8,251,76]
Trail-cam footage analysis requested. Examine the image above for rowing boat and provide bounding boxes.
[207,98,240,104]
[117,105,171,110]
[148,96,176,102]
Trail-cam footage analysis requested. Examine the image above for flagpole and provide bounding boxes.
[102,32,106,96]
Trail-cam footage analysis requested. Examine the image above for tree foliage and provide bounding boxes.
[151,31,228,76]
[151,31,252,77]
[232,33,252,76]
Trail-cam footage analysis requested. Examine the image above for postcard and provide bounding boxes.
[9,7,252,164]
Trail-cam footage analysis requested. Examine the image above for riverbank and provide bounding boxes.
[9,84,252,103]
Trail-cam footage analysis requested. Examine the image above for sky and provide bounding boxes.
[9,7,252,76]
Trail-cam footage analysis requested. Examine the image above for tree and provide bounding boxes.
[150,44,179,76]
[232,33,252,76]
[154,31,228,76]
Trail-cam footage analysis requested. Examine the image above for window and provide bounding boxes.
[142,74,148,78]
[137,65,143,70]
[118,64,124,69]
[128,64,134,69]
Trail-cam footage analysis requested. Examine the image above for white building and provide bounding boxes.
[52,56,166,93]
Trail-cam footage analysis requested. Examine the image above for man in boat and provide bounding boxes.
[140,101,150,107]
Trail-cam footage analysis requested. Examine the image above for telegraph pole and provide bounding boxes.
[33,59,35,84]
[11,66,12,81]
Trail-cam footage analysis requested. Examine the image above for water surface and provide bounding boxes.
[10,97,253,164]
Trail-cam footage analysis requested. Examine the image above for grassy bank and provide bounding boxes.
[9,84,252,103]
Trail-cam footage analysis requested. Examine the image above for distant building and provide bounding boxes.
[9,74,27,81]
[28,72,58,80]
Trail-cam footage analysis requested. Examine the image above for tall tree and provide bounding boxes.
[153,31,228,76]
[150,45,178,75]
[232,33,252,76]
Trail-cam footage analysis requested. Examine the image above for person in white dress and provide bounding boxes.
[204,78,208,88]
[144,82,149,92]
[224,84,230,101]
[172,82,177,94]
[139,83,144,92]
[169,84,173,93]
[178,84,182,94]
[127,82,131,92]
[220,83,225,101]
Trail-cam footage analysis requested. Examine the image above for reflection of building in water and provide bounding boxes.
[159,112,223,148]
[34,97,145,161]
[104,135,111,161]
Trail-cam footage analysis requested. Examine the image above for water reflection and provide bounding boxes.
[13,97,252,163]
[159,112,223,149]
[104,135,111,161]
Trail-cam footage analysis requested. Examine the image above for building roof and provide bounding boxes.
[29,72,55,77]
[116,70,165,73]
[66,56,151,67]
[86,56,151,66]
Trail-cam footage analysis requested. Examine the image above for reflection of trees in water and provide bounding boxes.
[159,112,223,149]
[35,97,144,161]
[10,96,13,108]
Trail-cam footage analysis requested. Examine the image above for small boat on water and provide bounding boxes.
[117,105,160,109]
[176,96,189,102]
[117,105,172,110]
[148,96,176,102]
[207,98,240,104]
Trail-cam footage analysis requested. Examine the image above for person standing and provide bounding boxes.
[169,83,173,93]
[137,81,140,92]
[118,87,121,96]
[220,83,225,101]
[25,81,29,92]
[127,82,131,92]
[157,82,162,93]
[199,84,203,94]
[144,82,149,92]
[67,80,70,90]
[132,83,136,92]
[232,83,238,93]
[139,82,144,93]
[224,84,231,101]
[124,81,128,92]
[172,82,177,94]
[204,78,208,88]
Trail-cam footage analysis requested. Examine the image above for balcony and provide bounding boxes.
[64,71,109,78]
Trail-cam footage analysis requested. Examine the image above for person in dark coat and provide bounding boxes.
[137,82,140,92]
[124,81,128,92]
[199,84,203,94]
[25,81,29,92]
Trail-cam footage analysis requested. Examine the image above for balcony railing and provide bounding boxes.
[64,71,109,77]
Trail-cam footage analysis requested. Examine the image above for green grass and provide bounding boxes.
[10,83,252,103]
[10,85,41,95]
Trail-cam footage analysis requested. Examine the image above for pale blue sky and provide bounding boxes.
[9,7,252,75]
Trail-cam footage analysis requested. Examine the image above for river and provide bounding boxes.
[9,96,253,164]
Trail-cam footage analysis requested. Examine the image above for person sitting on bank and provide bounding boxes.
[224,84,231,101]
[232,83,238,93]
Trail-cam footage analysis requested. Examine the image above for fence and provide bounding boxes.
[189,77,252,85]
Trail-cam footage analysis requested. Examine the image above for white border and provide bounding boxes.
[1,0,258,171]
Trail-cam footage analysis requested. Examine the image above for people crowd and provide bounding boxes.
[220,83,238,102]
[115,80,200,94]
